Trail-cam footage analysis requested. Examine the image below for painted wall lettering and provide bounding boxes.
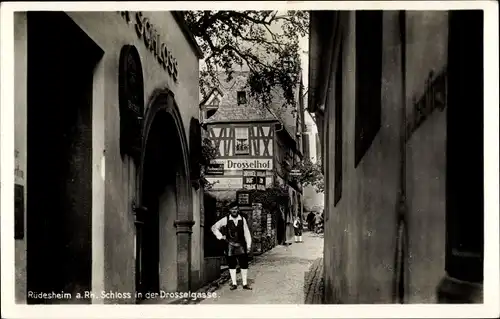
[406,69,448,142]
[212,158,273,170]
[119,11,179,82]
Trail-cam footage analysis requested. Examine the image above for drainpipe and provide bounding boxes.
[393,10,409,304]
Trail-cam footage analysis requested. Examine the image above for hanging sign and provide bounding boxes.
[243,170,256,190]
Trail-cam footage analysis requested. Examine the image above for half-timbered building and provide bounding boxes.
[200,71,306,247]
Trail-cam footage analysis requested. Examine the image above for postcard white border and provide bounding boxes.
[1,1,499,318]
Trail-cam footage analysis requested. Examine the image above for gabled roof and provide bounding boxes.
[203,103,278,124]
[199,71,302,149]
[199,87,224,107]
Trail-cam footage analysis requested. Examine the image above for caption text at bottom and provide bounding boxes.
[27,291,218,301]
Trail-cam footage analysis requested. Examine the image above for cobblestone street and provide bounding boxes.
[200,231,324,304]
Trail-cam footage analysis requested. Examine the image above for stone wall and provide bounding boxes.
[311,11,451,304]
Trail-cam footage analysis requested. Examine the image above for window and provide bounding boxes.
[209,96,220,107]
[237,91,247,105]
[334,40,343,206]
[354,11,383,167]
[206,109,217,119]
[235,127,249,155]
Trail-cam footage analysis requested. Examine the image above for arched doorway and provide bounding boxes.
[136,89,194,299]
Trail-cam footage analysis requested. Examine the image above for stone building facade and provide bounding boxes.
[14,10,206,304]
[308,10,483,303]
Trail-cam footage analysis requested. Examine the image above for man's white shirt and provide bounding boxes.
[211,214,252,250]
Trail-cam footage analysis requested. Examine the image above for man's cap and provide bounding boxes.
[228,201,239,209]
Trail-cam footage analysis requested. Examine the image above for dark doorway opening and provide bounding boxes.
[26,12,103,304]
[138,112,180,298]
[306,212,316,231]
[445,10,484,285]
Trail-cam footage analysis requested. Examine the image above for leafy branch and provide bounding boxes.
[292,159,324,193]
[181,10,309,109]
[251,182,290,212]
[200,137,220,191]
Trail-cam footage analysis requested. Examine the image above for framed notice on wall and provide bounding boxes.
[15,184,24,239]
[256,176,266,191]
[237,190,251,207]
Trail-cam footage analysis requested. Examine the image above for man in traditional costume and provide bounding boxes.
[211,202,253,290]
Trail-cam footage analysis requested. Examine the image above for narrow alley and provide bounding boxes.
[200,231,324,304]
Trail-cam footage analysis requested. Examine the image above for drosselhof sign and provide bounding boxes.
[211,158,273,171]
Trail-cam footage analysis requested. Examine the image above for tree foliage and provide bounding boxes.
[200,137,220,191]
[181,10,309,108]
[293,159,324,193]
[251,182,289,212]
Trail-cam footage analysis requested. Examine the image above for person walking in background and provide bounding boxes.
[314,212,323,233]
[211,202,253,290]
[293,216,303,243]
[306,211,315,231]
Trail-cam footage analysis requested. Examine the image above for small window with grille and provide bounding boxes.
[237,91,247,105]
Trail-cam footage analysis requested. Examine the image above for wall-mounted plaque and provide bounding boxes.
[256,176,266,191]
[243,170,256,177]
[206,163,224,175]
[243,169,257,190]
[15,184,24,240]
[256,170,266,177]
[119,45,145,163]
[237,190,251,207]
